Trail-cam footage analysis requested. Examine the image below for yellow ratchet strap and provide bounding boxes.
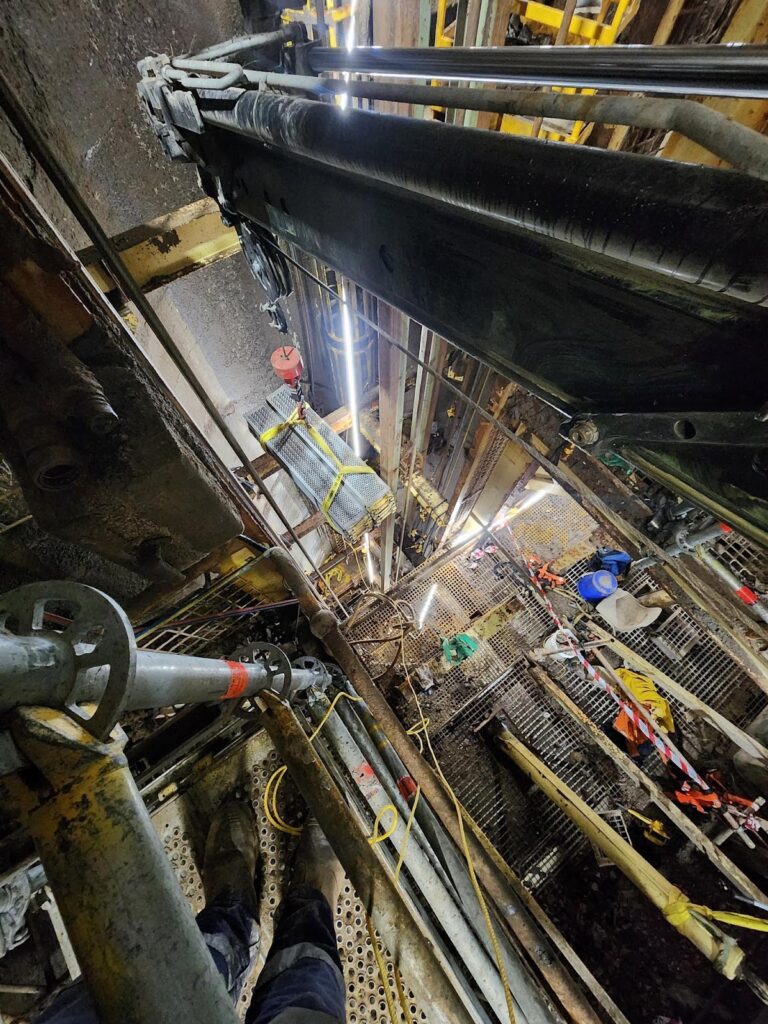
[665,898,768,932]
[260,408,375,524]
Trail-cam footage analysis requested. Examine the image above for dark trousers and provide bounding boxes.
[35,885,345,1024]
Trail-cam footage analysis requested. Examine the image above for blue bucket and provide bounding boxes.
[577,570,618,602]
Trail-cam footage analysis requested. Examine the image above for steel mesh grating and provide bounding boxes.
[713,532,768,592]
[137,558,270,657]
[348,491,765,897]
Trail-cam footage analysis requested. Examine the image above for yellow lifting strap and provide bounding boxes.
[665,897,768,933]
[259,407,376,523]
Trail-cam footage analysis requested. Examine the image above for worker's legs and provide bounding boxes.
[33,806,346,1024]
[34,799,261,1023]
[246,818,345,1024]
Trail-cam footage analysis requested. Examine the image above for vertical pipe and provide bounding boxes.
[11,707,238,1024]
[257,693,479,1024]
[305,693,534,1024]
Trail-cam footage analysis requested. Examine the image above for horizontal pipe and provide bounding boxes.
[0,633,319,713]
[191,25,301,62]
[238,70,768,181]
[306,43,768,98]
[696,547,768,624]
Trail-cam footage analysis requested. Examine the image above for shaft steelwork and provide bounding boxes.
[307,43,768,98]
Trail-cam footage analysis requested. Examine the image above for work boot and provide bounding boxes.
[292,816,344,909]
[202,797,260,918]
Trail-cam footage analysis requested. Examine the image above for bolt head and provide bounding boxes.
[569,419,600,446]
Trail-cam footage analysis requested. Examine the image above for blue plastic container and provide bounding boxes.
[577,570,618,602]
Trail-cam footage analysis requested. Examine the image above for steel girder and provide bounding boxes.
[138,76,768,544]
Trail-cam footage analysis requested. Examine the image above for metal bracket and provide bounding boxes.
[231,642,293,700]
[0,582,136,742]
[563,410,768,452]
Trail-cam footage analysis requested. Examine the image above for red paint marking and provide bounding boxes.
[355,762,376,784]
[397,776,418,800]
[735,585,759,605]
[222,661,249,700]
[719,523,733,534]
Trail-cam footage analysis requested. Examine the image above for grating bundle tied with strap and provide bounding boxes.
[247,386,395,542]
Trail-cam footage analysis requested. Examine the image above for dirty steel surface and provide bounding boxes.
[0,0,296,436]
[153,728,428,1024]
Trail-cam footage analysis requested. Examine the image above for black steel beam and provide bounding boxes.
[306,43,768,98]
[154,86,768,540]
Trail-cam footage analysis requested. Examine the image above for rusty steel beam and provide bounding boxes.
[78,199,240,297]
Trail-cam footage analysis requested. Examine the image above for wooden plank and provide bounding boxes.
[528,663,768,905]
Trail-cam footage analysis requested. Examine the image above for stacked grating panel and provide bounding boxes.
[155,731,428,1023]
[247,386,395,542]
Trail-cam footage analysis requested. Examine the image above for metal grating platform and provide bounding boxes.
[153,729,428,1024]
[346,491,765,896]
[137,557,273,657]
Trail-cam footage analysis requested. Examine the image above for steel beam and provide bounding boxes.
[376,306,408,591]
[489,719,768,1001]
[79,199,239,298]
[182,89,768,541]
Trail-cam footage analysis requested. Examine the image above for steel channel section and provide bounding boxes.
[187,93,768,537]
[306,694,557,1024]
[306,44,768,98]
[0,632,316,713]
[11,707,238,1024]
[259,693,480,1024]
[335,687,589,1023]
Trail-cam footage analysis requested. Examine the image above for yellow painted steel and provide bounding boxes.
[661,0,768,169]
[494,725,747,982]
[502,0,636,143]
[435,0,454,46]
[10,707,237,1024]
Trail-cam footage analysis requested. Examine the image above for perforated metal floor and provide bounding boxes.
[152,730,427,1024]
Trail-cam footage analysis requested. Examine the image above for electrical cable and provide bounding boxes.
[263,691,364,835]
[399,644,518,1024]
[366,914,403,1024]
